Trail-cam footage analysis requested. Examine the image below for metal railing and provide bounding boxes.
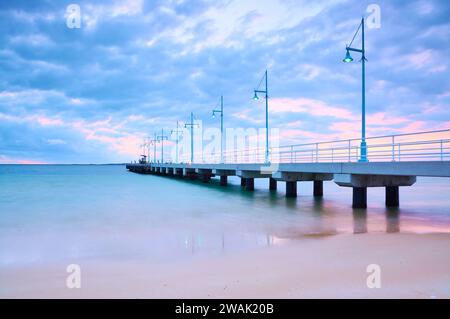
[272,129,450,163]
[151,129,450,164]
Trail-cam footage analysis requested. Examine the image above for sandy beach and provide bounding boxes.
[2,232,449,299]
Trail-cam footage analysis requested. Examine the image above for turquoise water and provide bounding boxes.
[1,164,450,267]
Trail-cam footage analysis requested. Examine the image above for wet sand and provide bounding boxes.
[1,232,449,298]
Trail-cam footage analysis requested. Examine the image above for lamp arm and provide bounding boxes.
[346,47,363,53]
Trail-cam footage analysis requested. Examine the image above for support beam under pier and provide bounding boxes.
[220,176,228,186]
[269,178,277,191]
[313,180,323,197]
[286,181,297,198]
[385,186,399,207]
[245,178,254,191]
[352,187,367,209]
[241,178,246,187]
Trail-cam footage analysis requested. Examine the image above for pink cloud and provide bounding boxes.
[0,155,46,164]
[33,115,64,126]
[270,97,356,120]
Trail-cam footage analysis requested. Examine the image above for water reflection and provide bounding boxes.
[386,209,400,233]
[352,210,367,234]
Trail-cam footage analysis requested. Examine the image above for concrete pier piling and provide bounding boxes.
[269,178,277,191]
[385,186,399,207]
[286,181,297,198]
[220,176,228,186]
[313,180,323,197]
[352,187,367,209]
[245,178,254,191]
[125,160,448,208]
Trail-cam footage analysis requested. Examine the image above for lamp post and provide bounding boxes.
[184,112,198,163]
[157,129,168,164]
[343,17,368,162]
[140,141,147,163]
[145,137,151,162]
[212,95,224,163]
[253,70,269,164]
[171,121,183,164]
[150,132,158,163]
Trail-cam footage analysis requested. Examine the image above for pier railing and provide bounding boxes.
[145,129,450,164]
[273,129,450,163]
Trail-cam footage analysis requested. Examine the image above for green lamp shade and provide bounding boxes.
[343,50,353,63]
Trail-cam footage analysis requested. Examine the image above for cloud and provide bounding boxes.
[0,0,449,163]
[46,138,66,145]
[82,0,145,30]
[270,97,356,120]
[0,154,46,164]
[142,0,344,52]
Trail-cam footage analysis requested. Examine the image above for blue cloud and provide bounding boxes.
[0,0,449,163]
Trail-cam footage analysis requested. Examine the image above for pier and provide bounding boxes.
[127,129,450,208]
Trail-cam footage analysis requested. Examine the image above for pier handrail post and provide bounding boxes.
[290,146,293,163]
[392,136,395,162]
[316,143,319,163]
[348,140,351,162]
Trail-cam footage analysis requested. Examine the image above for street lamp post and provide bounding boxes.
[157,129,168,164]
[184,112,198,163]
[253,70,269,164]
[150,132,158,163]
[171,121,183,164]
[145,137,151,162]
[212,95,224,163]
[343,17,368,162]
[140,141,147,164]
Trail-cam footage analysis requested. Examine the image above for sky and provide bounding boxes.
[0,0,449,164]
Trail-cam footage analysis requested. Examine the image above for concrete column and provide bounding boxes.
[269,178,277,191]
[313,180,323,197]
[220,176,228,186]
[241,178,246,187]
[352,187,367,209]
[286,181,297,198]
[385,186,399,207]
[245,178,254,191]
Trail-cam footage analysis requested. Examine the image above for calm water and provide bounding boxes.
[1,164,450,268]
